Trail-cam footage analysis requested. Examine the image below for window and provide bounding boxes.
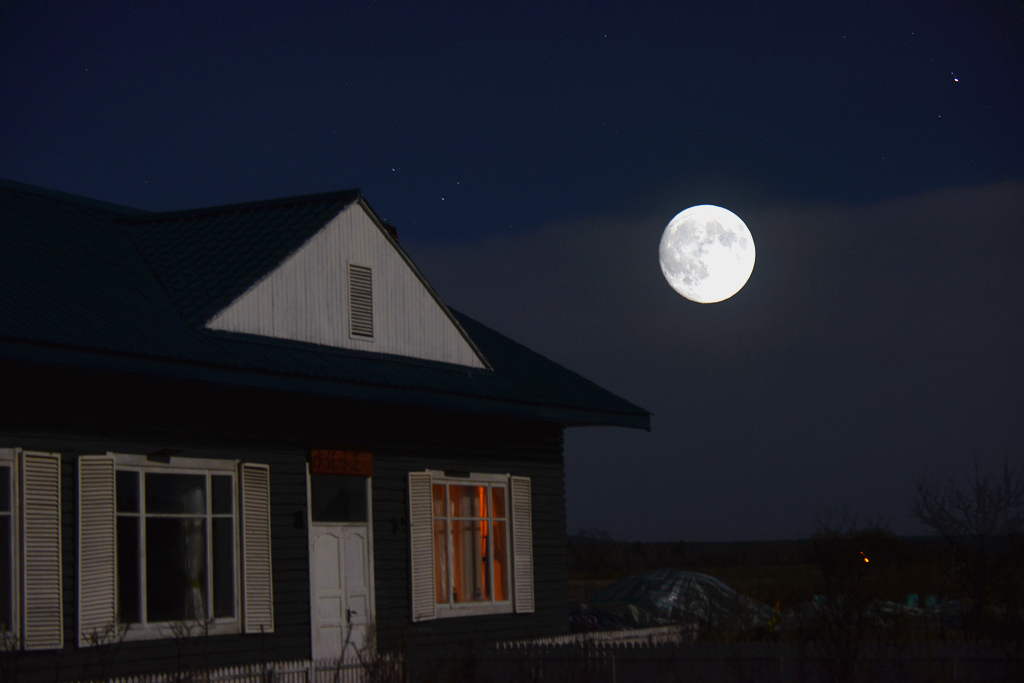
[408,471,533,621]
[77,454,274,644]
[432,480,509,607]
[115,467,236,626]
[310,474,368,523]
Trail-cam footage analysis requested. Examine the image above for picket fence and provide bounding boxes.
[82,639,1024,683]
[411,639,1024,683]
[102,656,401,683]
[498,623,696,647]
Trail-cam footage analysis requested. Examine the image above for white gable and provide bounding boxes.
[206,201,488,368]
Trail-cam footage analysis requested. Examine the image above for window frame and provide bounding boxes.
[0,449,16,644]
[427,470,512,619]
[112,453,241,641]
[308,472,371,524]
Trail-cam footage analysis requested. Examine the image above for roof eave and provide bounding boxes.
[0,340,650,430]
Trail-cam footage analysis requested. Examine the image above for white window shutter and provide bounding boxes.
[240,463,274,634]
[510,476,534,614]
[20,450,63,650]
[407,471,435,622]
[77,455,116,647]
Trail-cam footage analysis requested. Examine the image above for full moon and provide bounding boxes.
[658,205,755,303]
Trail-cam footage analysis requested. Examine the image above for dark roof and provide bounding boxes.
[0,179,650,430]
[125,190,361,325]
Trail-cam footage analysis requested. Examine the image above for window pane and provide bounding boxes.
[117,517,140,623]
[145,473,205,514]
[433,520,448,604]
[451,520,488,602]
[116,470,139,513]
[432,484,445,518]
[492,521,508,602]
[310,475,367,522]
[212,475,233,515]
[0,517,10,631]
[146,518,207,621]
[212,518,235,618]
[450,485,487,518]
[491,486,506,519]
[0,467,9,512]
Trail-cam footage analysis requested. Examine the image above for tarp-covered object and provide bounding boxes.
[573,569,777,632]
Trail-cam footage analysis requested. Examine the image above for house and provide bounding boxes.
[0,178,649,680]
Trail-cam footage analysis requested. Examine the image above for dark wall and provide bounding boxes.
[0,364,570,680]
[371,420,568,653]
[0,436,310,683]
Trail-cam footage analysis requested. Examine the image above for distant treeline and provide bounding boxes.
[567,532,948,576]
[570,461,1024,644]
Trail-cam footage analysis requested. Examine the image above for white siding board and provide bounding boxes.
[207,203,485,368]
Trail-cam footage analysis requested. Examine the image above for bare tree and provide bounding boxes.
[799,510,904,683]
[569,528,618,579]
[913,456,1024,639]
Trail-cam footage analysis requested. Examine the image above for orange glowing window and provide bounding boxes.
[431,480,509,606]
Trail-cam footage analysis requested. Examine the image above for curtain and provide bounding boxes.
[181,486,206,620]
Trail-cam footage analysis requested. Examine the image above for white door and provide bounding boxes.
[310,524,372,660]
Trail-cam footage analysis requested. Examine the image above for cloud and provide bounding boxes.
[411,180,1023,366]
[406,182,1024,541]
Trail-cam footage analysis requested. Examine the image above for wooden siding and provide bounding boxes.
[370,422,569,652]
[206,202,486,368]
[0,390,570,681]
[3,443,311,683]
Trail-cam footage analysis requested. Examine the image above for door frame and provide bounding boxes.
[306,464,376,660]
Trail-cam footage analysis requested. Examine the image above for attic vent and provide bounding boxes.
[348,264,374,339]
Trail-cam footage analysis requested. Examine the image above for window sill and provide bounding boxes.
[114,620,240,643]
[435,602,513,619]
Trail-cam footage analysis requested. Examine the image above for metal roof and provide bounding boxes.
[124,189,361,325]
[0,179,650,430]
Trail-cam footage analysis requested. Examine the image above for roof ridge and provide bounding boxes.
[122,188,365,327]
[0,177,150,215]
[120,188,362,223]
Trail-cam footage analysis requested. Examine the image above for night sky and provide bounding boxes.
[2,1,1022,541]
